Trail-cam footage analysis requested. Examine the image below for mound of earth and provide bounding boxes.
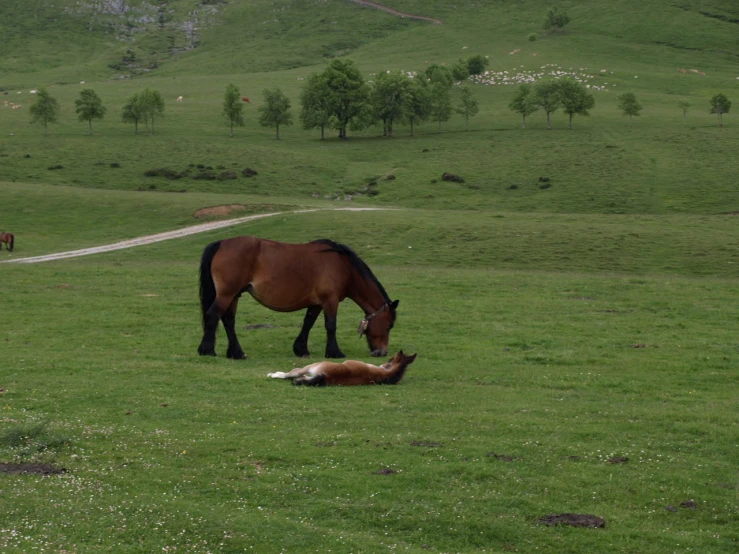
[193,205,247,219]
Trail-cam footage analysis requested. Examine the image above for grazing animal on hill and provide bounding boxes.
[176,96,183,103]
[0,232,15,252]
[198,237,399,360]
[268,350,417,386]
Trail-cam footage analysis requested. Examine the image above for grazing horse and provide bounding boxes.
[0,232,14,252]
[198,237,399,359]
[268,350,417,386]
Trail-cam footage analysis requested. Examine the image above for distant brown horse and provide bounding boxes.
[0,232,14,252]
[198,237,399,359]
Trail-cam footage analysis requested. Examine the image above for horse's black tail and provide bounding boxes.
[199,241,221,329]
[8,234,13,252]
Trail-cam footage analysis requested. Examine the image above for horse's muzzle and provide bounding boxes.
[370,348,387,357]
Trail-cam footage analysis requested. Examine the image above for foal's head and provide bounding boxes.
[362,299,399,357]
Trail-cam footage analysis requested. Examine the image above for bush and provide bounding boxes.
[528,33,538,42]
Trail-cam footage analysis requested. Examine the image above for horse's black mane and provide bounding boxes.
[312,239,391,303]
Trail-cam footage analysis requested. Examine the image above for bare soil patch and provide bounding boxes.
[539,513,606,528]
[193,204,247,219]
[0,462,66,475]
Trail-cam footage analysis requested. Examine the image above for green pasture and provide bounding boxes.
[1,0,739,552]
[1,208,738,553]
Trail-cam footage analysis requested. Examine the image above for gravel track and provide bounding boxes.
[1,208,389,265]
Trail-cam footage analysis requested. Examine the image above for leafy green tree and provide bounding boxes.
[74,89,106,135]
[29,87,60,136]
[466,55,489,76]
[425,64,454,89]
[533,79,561,129]
[709,93,731,127]
[557,78,595,129]
[543,6,570,32]
[451,59,470,83]
[677,99,691,119]
[456,86,479,130]
[509,83,539,128]
[258,87,293,139]
[429,82,453,132]
[138,88,165,134]
[617,92,642,122]
[300,73,332,140]
[370,71,411,137]
[223,83,245,137]
[402,76,432,137]
[322,59,370,139]
[121,93,143,134]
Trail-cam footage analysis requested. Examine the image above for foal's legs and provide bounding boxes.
[222,297,246,360]
[293,306,322,357]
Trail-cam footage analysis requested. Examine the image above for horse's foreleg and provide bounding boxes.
[323,304,346,359]
[222,297,246,360]
[293,306,322,357]
[198,295,231,356]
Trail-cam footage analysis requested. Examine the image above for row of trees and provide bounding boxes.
[25,68,733,138]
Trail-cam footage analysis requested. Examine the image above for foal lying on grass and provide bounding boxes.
[268,350,417,386]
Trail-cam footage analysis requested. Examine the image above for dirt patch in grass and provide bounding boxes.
[374,468,397,475]
[410,440,443,447]
[0,462,66,475]
[487,452,520,461]
[539,513,606,528]
[193,204,247,219]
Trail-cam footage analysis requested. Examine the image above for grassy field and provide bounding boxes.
[1,0,738,552]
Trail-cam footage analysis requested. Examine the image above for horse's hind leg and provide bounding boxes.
[198,295,232,356]
[293,306,322,357]
[222,297,246,360]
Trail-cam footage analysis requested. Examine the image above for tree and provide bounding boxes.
[322,58,370,139]
[429,82,453,132]
[370,71,411,137]
[543,6,570,33]
[29,87,60,136]
[258,87,293,139]
[456,86,479,130]
[75,89,106,135]
[402,76,432,137]
[677,99,691,119]
[466,55,489,76]
[709,93,731,127]
[425,64,454,89]
[223,83,245,137]
[557,78,595,129]
[451,59,470,83]
[138,88,165,134]
[509,83,539,128]
[300,73,332,140]
[533,79,561,129]
[617,92,642,122]
[121,93,143,134]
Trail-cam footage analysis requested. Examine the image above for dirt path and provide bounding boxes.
[1,207,389,265]
[347,0,442,24]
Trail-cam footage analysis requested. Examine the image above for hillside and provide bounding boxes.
[2,0,739,80]
[1,0,738,216]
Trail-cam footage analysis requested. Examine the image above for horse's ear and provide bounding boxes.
[390,299,399,310]
[406,353,417,363]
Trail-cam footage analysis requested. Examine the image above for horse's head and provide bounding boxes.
[359,300,399,357]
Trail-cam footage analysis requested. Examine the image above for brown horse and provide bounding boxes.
[0,232,14,252]
[198,237,399,359]
[268,350,417,386]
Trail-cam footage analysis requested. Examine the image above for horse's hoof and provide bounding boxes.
[198,348,217,357]
[227,351,247,360]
